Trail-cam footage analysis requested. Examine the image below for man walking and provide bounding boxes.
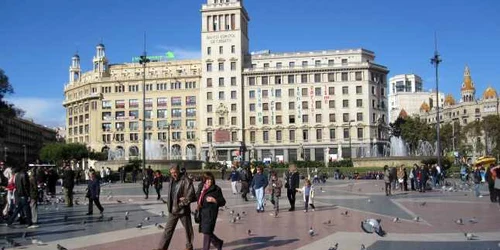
[384,165,391,196]
[28,168,39,227]
[7,166,33,228]
[86,172,104,216]
[157,165,196,250]
[143,171,151,199]
[229,166,239,195]
[63,165,75,207]
[285,165,300,211]
[250,166,268,213]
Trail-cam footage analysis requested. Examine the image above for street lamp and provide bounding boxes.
[348,120,355,159]
[22,145,27,164]
[139,48,150,175]
[431,35,442,169]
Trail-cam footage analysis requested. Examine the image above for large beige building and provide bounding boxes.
[63,0,390,162]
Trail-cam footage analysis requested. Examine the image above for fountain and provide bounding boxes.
[389,137,408,156]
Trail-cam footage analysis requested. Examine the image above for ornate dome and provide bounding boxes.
[398,109,408,119]
[444,94,456,106]
[420,102,430,112]
[461,65,475,91]
[483,86,497,100]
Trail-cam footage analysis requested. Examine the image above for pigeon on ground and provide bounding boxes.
[242,211,246,216]
[358,188,362,192]
[128,199,134,202]
[57,244,68,250]
[464,232,476,240]
[468,218,478,224]
[323,219,332,225]
[247,229,252,236]
[341,210,349,217]
[328,243,338,250]
[32,238,46,246]
[160,211,165,217]
[108,217,113,221]
[360,244,366,250]
[125,211,129,216]
[230,210,235,215]
[6,237,20,247]
[117,200,123,203]
[454,218,464,225]
[230,217,236,223]
[136,223,143,229]
[308,227,314,236]
[155,223,165,229]
[125,216,129,221]
[144,217,150,221]
[419,202,427,207]
[393,217,400,223]
[367,199,372,203]
[236,215,241,221]
[413,216,420,222]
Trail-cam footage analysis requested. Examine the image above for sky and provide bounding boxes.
[1,0,499,127]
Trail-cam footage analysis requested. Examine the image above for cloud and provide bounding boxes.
[156,45,201,60]
[6,97,65,128]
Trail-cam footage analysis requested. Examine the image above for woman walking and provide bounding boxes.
[153,170,163,200]
[196,172,226,250]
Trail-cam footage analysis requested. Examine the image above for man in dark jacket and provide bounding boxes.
[485,164,497,202]
[28,168,39,226]
[285,165,300,211]
[87,172,104,216]
[158,165,196,250]
[250,166,268,213]
[63,166,75,207]
[7,166,32,227]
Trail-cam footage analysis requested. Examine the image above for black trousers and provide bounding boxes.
[155,187,161,199]
[7,197,31,225]
[143,185,149,198]
[287,189,296,209]
[488,184,497,202]
[88,197,104,214]
[385,182,391,195]
[203,233,223,250]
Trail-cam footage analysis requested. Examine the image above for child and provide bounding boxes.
[296,179,315,212]
[270,171,282,217]
[153,170,163,200]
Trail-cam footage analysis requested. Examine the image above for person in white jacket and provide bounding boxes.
[296,179,315,212]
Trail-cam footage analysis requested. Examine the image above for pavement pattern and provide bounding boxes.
[1,178,499,250]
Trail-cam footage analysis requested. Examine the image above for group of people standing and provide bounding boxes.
[383,164,443,195]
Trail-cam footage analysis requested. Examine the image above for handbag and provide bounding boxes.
[193,209,201,224]
[495,178,500,190]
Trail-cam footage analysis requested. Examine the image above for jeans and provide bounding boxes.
[304,195,315,211]
[8,197,31,225]
[255,187,264,211]
[231,181,238,194]
[158,213,194,250]
[155,187,162,200]
[30,199,38,224]
[474,183,481,197]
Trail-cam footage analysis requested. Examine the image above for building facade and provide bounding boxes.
[63,0,390,162]
[388,74,444,122]
[0,116,57,165]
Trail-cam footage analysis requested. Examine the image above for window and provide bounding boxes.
[249,77,256,86]
[263,103,269,111]
[207,78,213,87]
[316,101,322,109]
[231,77,236,86]
[171,109,182,118]
[262,90,269,98]
[329,129,336,140]
[341,72,348,81]
[342,86,349,95]
[328,100,335,109]
[302,114,309,123]
[231,62,236,71]
[264,63,269,69]
[343,113,349,122]
[351,72,362,82]
[302,129,309,141]
[343,100,349,108]
[231,117,237,125]
[275,89,282,97]
[356,99,363,107]
[207,118,213,126]
[381,88,385,96]
[231,104,236,111]
[249,90,255,99]
[315,114,322,123]
[289,102,295,110]
[219,117,225,125]
[289,115,295,124]
[357,128,363,139]
[288,75,295,84]
[356,86,362,94]
[263,116,269,124]
[157,98,167,107]
[250,131,256,143]
[343,128,350,139]
[357,112,363,121]
[289,130,295,142]
[329,87,335,95]
[219,46,223,54]
[288,88,294,97]
[276,130,282,142]
[341,59,348,65]
[301,74,308,83]
[231,91,237,99]
[315,87,321,96]
[329,113,336,122]
[218,62,224,71]
[207,47,211,55]
[276,62,282,69]
[249,103,255,111]
[315,60,321,67]
[144,110,152,119]
[316,129,322,141]
[231,45,235,53]
[302,61,308,67]
[314,73,321,83]
[218,91,225,100]
[276,115,282,124]
[276,102,282,110]
[231,131,238,142]
[207,132,213,143]
[207,63,212,72]
[186,108,196,117]
[207,105,213,112]
[275,76,282,84]
[302,101,308,110]
[250,116,256,125]
[262,76,269,85]
[207,92,213,100]
[289,62,295,68]
[372,86,376,95]
[328,73,335,82]
[157,109,168,119]
[129,110,139,119]
[263,131,269,143]
[328,59,334,66]
[302,88,308,96]
[130,133,139,141]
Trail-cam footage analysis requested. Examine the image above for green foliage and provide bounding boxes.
[124,159,141,172]
[293,161,325,169]
[420,157,453,170]
[399,116,435,154]
[205,162,224,170]
[270,162,289,168]
[39,143,89,164]
[328,159,354,168]
[89,151,108,161]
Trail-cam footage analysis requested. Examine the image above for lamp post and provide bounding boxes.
[431,36,442,169]
[348,120,355,159]
[167,123,171,160]
[139,50,150,175]
[22,145,27,164]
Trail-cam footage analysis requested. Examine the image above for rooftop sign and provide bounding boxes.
[132,52,175,63]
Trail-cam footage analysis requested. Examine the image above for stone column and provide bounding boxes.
[284,148,289,163]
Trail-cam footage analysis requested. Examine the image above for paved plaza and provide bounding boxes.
[1,178,500,250]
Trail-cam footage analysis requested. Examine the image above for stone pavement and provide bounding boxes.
[1,178,499,250]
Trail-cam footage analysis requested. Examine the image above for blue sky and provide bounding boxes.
[1,0,499,127]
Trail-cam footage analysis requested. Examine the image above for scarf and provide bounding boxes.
[198,182,210,207]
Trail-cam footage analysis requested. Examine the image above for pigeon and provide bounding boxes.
[393,217,400,223]
[32,238,46,246]
[358,188,362,192]
[454,218,464,225]
[230,210,235,215]
[247,229,252,235]
[242,211,247,216]
[468,218,478,224]
[125,211,129,216]
[308,227,315,236]
[328,243,338,250]
[360,244,366,250]
[413,216,420,222]
[367,199,372,203]
[160,211,165,217]
[108,217,114,221]
[22,231,27,239]
[125,216,129,221]
[136,223,143,229]
[323,219,332,225]
[230,217,236,223]
[155,223,165,229]
[57,244,68,250]
[107,196,113,201]
[6,237,19,247]
[341,210,349,217]
[236,215,241,221]
[419,202,427,207]
[144,217,150,221]
[128,199,134,202]
[117,200,123,203]
[464,232,476,240]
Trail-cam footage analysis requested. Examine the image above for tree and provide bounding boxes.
[40,143,89,165]
[399,116,434,155]
[462,120,484,156]
[481,115,500,156]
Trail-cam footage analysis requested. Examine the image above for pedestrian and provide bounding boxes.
[143,171,151,199]
[196,172,226,250]
[473,166,482,197]
[397,165,404,191]
[86,172,104,216]
[28,168,39,228]
[250,166,268,213]
[153,170,163,200]
[157,165,196,250]
[147,166,154,186]
[390,167,397,190]
[285,165,300,211]
[410,165,417,191]
[7,166,34,228]
[239,167,250,201]
[220,166,226,180]
[485,164,497,203]
[269,171,282,217]
[84,168,90,184]
[106,167,111,183]
[296,179,315,212]
[489,165,500,205]
[402,167,408,191]
[119,167,125,183]
[2,163,14,217]
[229,166,239,195]
[63,165,75,207]
[132,168,137,183]
[384,165,391,196]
